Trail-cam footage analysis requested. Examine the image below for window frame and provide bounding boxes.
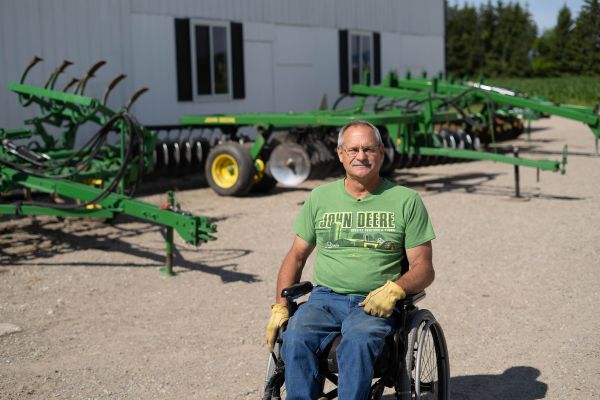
[189,19,233,102]
[348,31,374,86]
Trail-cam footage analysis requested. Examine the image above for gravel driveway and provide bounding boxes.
[1,116,599,399]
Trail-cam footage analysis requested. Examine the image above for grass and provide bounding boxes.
[485,76,600,107]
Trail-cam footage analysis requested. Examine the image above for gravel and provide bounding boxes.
[1,116,599,399]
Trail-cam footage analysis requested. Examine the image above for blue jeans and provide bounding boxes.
[281,286,398,400]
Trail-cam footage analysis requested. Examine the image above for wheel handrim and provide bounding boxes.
[415,320,438,399]
[212,154,239,189]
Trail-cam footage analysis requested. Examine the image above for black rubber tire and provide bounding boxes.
[397,309,450,400]
[392,152,409,170]
[251,149,278,193]
[380,132,397,176]
[263,341,286,399]
[252,172,278,193]
[205,142,255,196]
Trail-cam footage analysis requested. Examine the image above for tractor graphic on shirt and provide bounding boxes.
[325,222,397,250]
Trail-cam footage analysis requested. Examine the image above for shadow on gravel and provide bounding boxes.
[135,173,314,198]
[523,126,550,133]
[172,247,259,283]
[389,172,502,194]
[380,366,547,400]
[134,173,207,196]
[521,148,600,158]
[388,171,583,201]
[249,186,313,198]
[0,218,259,283]
[489,141,599,158]
[448,366,548,400]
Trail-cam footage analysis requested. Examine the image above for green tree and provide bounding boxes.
[443,0,592,78]
[551,5,575,74]
[479,1,501,76]
[446,2,482,78]
[532,28,557,76]
[504,2,537,76]
[481,1,536,77]
[571,0,600,74]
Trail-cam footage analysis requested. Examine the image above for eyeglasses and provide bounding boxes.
[341,146,379,157]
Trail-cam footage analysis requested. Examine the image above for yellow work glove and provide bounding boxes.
[358,281,406,318]
[266,303,289,352]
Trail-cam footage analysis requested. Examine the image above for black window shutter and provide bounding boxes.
[373,32,381,85]
[174,18,193,101]
[230,22,245,99]
[339,30,349,94]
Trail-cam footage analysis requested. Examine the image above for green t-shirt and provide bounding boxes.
[293,178,435,296]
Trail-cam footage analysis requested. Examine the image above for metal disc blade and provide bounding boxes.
[269,142,311,186]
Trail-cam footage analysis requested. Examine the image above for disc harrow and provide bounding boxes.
[178,97,567,196]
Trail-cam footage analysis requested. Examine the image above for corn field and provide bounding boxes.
[488,77,600,107]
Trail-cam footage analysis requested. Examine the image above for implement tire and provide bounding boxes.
[252,172,278,194]
[205,142,254,196]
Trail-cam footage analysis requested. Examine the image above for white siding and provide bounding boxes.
[382,33,446,79]
[130,18,279,124]
[272,25,339,113]
[129,0,443,35]
[130,13,176,122]
[0,0,445,129]
[0,0,132,128]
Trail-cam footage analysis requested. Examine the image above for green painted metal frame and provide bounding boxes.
[347,78,575,172]
[373,74,600,140]
[5,82,156,193]
[0,165,216,246]
[2,77,217,263]
[180,102,566,174]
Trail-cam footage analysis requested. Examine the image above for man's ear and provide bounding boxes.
[337,147,344,162]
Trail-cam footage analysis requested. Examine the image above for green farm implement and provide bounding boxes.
[1,58,216,274]
[4,58,578,203]
[173,70,600,197]
[353,72,599,151]
[179,97,567,196]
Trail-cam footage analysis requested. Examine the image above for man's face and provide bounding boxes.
[337,124,385,180]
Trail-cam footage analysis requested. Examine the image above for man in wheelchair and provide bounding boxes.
[265,121,443,399]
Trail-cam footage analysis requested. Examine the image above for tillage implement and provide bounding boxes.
[178,73,569,197]
[354,71,599,151]
[0,57,216,274]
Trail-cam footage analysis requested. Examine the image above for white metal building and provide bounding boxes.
[0,0,445,129]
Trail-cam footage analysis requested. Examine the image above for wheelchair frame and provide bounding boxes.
[263,281,450,400]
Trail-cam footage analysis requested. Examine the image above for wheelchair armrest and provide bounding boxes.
[281,281,314,301]
[398,290,426,307]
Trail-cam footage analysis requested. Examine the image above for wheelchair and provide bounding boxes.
[263,281,450,400]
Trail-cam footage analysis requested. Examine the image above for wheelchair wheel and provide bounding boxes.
[263,341,286,400]
[397,309,449,400]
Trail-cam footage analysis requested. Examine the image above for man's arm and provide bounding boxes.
[359,241,434,317]
[394,241,434,294]
[275,235,316,305]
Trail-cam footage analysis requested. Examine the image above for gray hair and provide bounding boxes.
[337,120,383,148]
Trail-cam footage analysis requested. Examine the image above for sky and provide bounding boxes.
[453,0,586,32]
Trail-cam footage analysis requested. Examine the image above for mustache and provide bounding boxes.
[351,161,372,167]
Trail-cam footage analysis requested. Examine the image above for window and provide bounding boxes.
[175,19,245,101]
[339,30,380,94]
[350,32,372,85]
[192,21,231,98]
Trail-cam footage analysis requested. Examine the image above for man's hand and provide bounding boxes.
[358,281,406,318]
[266,304,289,352]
